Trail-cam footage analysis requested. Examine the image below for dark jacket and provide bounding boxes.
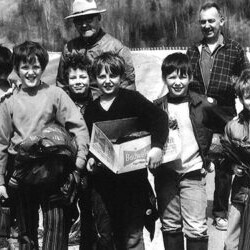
[187,37,250,108]
[154,91,213,169]
[223,110,250,204]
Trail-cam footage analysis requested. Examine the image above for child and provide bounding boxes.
[153,52,213,250]
[0,45,17,250]
[0,45,20,98]
[224,69,250,250]
[63,54,93,247]
[83,52,168,249]
[64,53,93,115]
[0,41,89,249]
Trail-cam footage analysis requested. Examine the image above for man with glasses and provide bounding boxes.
[187,2,250,231]
[57,0,135,97]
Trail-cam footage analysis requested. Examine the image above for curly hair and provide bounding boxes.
[63,53,92,83]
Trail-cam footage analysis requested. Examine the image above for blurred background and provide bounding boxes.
[0,0,250,51]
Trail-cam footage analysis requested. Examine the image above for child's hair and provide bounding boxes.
[0,45,13,76]
[235,69,250,100]
[92,52,125,79]
[161,52,192,80]
[13,41,49,72]
[63,53,92,82]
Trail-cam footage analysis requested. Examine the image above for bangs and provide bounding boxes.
[161,53,192,79]
[24,54,37,65]
[95,61,124,77]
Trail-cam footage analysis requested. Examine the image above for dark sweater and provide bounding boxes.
[84,88,168,222]
[84,88,168,149]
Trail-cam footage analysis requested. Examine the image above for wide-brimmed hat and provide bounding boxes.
[65,0,106,19]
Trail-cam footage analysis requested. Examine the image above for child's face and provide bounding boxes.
[164,70,190,98]
[18,56,43,88]
[241,92,250,112]
[68,68,90,95]
[96,67,121,97]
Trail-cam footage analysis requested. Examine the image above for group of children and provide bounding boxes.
[0,40,249,250]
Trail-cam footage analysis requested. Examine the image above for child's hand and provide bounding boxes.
[146,147,162,169]
[0,185,8,199]
[76,158,86,170]
[232,164,244,177]
[86,157,96,173]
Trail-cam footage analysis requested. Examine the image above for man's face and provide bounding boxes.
[199,7,224,43]
[73,14,101,38]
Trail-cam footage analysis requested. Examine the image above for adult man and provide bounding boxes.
[56,0,135,96]
[187,2,250,231]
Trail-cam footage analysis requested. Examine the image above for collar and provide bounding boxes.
[239,109,250,123]
[197,34,226,53]
[188,91,204,107]
[167,95,189,104]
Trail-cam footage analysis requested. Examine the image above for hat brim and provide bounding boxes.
[65,9,106,19]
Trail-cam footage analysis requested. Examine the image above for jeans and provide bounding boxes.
[213,158,232,218]
[224,203,244,250]
[154,166,208,239]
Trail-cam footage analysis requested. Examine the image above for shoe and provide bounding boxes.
[68,234,80,246]
[0,237,9,250]
[68,230,80,246]
[10,226,19,239]
[38,229,44,239]
[214,217,228,231]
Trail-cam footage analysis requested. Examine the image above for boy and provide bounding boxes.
[224,69,250,250]
[0,45,23,248]
[63,54,93,247]
[64,53,93,115]
[0,41,89,249]
[0,45,20,99]
[0,45,18,250]
[154,52,213,250]
[84,52,168,249]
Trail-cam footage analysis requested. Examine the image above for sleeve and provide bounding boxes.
[56,45,68,89]
[223,120,233,143]
[83,102,95,136]
[133,91,169,149]
[186,47,191,58]
[236,46,250,75]
[0,101,13,185]
[118,46,136,91]
[55,88,90,170]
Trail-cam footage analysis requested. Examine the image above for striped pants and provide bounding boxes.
[16,185,70,250]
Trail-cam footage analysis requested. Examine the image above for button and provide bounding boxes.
[207,97,214,103]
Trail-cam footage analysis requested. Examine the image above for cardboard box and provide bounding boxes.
[89,118,151,174]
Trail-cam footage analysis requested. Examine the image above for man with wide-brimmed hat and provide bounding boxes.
[56,0,135,96]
